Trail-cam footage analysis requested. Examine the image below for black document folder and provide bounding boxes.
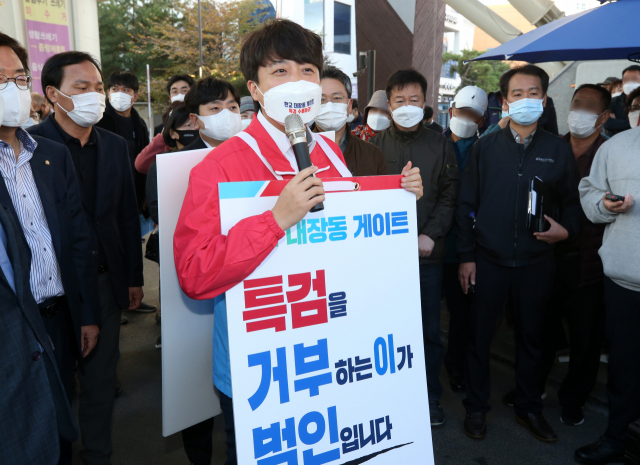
[527,177,562,233]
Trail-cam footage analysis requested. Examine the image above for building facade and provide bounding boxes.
[269,0,358,96]
[0,0,101,94]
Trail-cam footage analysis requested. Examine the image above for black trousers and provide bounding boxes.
[442,262,473,376]
[182,392,236,465]
[539,254,604,411]
[78,272,121,465]
[463,253,555,416]
[603,278,640,451]
[41,299,77,465]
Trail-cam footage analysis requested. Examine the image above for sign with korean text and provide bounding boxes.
[220,177,434,465]
[23,0,71,94]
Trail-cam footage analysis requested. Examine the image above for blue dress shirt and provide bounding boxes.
[0,218,16,293]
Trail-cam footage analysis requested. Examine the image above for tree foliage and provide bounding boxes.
[99,0,268,112]
[442,49,510,95]
[98,0,175,80]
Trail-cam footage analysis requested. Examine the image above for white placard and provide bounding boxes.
[220,180,433,464]
[158,149,222,437]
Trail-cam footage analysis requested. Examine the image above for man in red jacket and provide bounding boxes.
[173,19,422,465]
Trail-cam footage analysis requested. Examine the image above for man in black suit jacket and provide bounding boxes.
[28,50,144,465]
[0,202,78,465]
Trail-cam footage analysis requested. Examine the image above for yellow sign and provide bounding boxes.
[23,0,69,26]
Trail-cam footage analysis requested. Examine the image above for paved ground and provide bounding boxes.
[73,247,610,465]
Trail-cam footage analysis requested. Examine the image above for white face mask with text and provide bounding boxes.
[256,80,322,125]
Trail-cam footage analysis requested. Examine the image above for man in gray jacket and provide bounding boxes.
[576,126,640,465]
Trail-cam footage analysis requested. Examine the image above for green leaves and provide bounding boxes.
[441,49,510,95]
[98,0,263,112]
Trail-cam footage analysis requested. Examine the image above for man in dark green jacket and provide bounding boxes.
[370,69,459,427]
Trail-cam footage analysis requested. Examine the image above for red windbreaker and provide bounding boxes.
[173,116,348,300]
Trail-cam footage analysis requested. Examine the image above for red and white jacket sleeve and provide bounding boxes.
[173,158,285,300]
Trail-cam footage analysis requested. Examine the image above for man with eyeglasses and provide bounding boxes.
[310,65,387,176]
[0,32,98,464]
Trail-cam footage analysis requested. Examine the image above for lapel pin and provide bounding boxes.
[45,160,50,165]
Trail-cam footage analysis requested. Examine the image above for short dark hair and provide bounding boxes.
[162,102,191,148]
[240,19,323,84]
[321,65,352,98]
[166,74,195,95]
[622,65,640,79]
[423,105,434,121]
[499,64,549,98]
[42,51,103,105]
[162,101,187,125]
[385,69,428,100]
[351,98,358,110]
[627,87,640,111]
[184,77,241,115]
[0,32,29,73]
[108,71,139,93]
[572,84,612,113]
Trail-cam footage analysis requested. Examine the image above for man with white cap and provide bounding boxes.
[442,86,486,394]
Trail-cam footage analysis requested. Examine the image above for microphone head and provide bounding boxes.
[284,113,305,138]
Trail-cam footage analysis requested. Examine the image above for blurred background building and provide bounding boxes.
[0,0,101,94]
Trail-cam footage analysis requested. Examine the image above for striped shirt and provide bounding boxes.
[0,128,64,303]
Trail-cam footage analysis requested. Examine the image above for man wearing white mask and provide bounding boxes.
[604,65,640,136]
[184,76,243,151]
[536,84,611,427]
[441,86,486,395]
[152,74,196,137]
[457,65,582,442]
[311,65,386,176]
[28,51,144,465]
[0,35,101,465]
[97,72,155,261]
[145,76,243,465]
[369,68,459,427]
[174,20,423,465]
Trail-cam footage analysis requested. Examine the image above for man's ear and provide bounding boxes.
[448,106,453,119]
[501,97,509,113]
[248,80,261,105]
[387,101,393,114]
[542,94,548,107]
[597,110,611,126]
[347,98,353,115]
[132,93,139,103]
[46,86,59,106]
[189,113,201,130]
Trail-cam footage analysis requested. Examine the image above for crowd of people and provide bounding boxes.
[0,16,639,465]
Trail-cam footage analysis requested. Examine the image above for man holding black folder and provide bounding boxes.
[456,65,581,442]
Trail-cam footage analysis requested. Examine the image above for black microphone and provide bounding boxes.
[284,114,324,212]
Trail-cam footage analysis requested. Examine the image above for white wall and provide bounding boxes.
[71,0,101,59]
[387,0,416,33]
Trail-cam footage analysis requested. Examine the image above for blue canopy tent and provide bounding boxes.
[470,0,640,63]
